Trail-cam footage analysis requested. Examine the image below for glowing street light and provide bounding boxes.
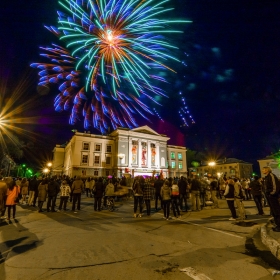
[43,168,49,174]
[47,162,52,168]
[208,161,216,167]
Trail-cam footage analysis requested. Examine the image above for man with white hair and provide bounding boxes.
[263,166,280,232]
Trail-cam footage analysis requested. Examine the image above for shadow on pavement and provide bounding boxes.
[0,218,42,280]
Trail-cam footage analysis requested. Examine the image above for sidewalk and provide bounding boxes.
[261,217,280,261]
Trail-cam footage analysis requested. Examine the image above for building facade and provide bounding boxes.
[52,126,187,178]
[258,154,280,177]
[189,158,253,179]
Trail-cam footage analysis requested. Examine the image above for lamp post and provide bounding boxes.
[118,153,125,178]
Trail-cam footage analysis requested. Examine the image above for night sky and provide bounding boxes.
[1,0,280,169]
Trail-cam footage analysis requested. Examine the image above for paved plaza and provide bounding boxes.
[1,197,280,280]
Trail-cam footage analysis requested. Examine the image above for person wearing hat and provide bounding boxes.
[58,180,71,211]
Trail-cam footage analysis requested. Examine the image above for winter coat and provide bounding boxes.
[71,179,84,194]
[190,179,201,191]
[160,185,171,201]
[105,183,115,196]
[94,182,104,198]
[224,184,235,200]
[29,179,39,192]
[60,185,71,197]
[249,180,263,196]
[6,186,20,206]
[0,181,8,212]
[47,180,60,196]
[143,183,153,200]
[21,180,29,195]
[263,172,280,196]
[171,184,179,197]
[178,179,187,195]
[38,183,48,202]
[154,179,164,194]
[133,180,143,196]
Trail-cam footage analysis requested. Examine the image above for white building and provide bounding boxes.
[52,126,187,178]
[258,154,280,177]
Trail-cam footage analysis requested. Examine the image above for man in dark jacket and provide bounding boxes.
[94,177,104,211]
[154,177,163,211]
[190,175,201,211]
[263,167,280,231]
[249,175,264,215]
[47,178,60,212]
[32,177,42,207]
[28,176,39,206]
[71,176,84,212]
[178,176,189,211]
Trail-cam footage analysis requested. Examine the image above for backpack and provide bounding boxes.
[171,184,179,196]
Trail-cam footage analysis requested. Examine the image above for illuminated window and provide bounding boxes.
[95,144,101,151]
[94,156,100,165]
[106,145,112,153]
[106,156,111,165]
[82,155,88,165]
[179,162,183,169]
[171,161,176,168]
[171,152,175,160]
[178,153,182,160]
[83,142,90,150]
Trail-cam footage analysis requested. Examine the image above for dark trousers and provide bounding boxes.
[253,195,264,215]
[33,191,38,206]
[134,196,143,213]
[200,192,206,207]
[85,188,90,197]
[145,199,151,216]
[226,200,237,218]
[94,197,102,211]
[155,193,162,210]
[162,200,171,218]
[267,195,280,227]
[72,193,81,211]
[59,196,69,210]
[1,199,6,216]
[38,201,44,212]
[179,193,188,211]
[245,189,252,200]
[7,205,16,219]
[171,196,180,217]
[47,196,56,211]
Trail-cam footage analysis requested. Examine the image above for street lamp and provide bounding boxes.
[43,168,50,176]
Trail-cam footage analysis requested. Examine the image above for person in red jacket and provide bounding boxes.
[5,177,19,221]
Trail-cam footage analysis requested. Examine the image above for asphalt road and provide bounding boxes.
[0,197,280,280]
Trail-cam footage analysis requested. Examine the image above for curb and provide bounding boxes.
[261,222,280,261]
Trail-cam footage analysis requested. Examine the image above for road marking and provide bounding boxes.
[155,213,243,239]
[180,267,213,280]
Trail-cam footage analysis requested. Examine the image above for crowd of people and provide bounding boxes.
[0,166,279,231]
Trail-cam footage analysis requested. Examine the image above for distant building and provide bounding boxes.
[258,154,280,177]
[52,126,187,178]
[189,158,253,179]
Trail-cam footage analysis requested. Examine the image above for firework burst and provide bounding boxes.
[31,0,190,133]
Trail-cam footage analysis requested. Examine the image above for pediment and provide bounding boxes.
[131,126,160,136]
